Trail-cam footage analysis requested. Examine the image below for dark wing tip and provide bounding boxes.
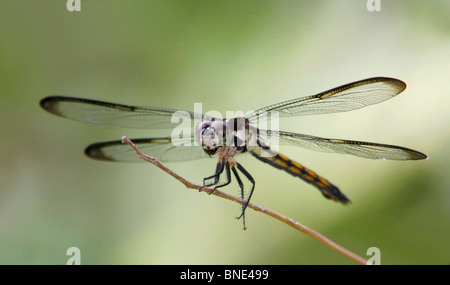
[403,148,428,160]
[40,95,72,113]
[413,151,429,160]
[85,143,113,161]
[40,96,58,111]
[392,78,406,94]
[367,76,407,93]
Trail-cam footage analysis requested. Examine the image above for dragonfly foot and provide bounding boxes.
[235,214,247,230]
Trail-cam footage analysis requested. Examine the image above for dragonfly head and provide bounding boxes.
[195,120,229,155]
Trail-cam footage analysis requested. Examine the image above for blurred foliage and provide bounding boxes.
[0,0,449,264]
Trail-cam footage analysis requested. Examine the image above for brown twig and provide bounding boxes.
[121,136,369,265]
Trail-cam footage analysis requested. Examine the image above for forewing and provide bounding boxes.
[40,96,207,129]
[247,77,406,121]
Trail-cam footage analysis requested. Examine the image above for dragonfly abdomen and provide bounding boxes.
[250,147,350,204]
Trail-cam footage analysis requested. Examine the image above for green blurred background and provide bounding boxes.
[0,0,449,265]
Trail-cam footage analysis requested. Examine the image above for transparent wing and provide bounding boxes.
[40,96,209,129]
[85,136,211,162]
[246,77,406,121]
[261,130,427,160]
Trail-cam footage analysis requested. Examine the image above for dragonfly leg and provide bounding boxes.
[211,162,231,192]
[231,166,247,230]
[234,163,255,229]
[203,161,231,194]
[203,161,225,188]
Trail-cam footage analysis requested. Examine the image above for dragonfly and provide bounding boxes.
[40,77,427,229]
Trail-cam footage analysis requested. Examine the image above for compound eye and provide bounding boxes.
[194,121,212,146]
[200,126,221,154]
[201,127,216,142]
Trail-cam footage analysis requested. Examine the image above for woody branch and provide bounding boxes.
[121,136,369,265]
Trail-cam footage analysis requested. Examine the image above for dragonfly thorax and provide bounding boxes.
[195,118,259,156]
